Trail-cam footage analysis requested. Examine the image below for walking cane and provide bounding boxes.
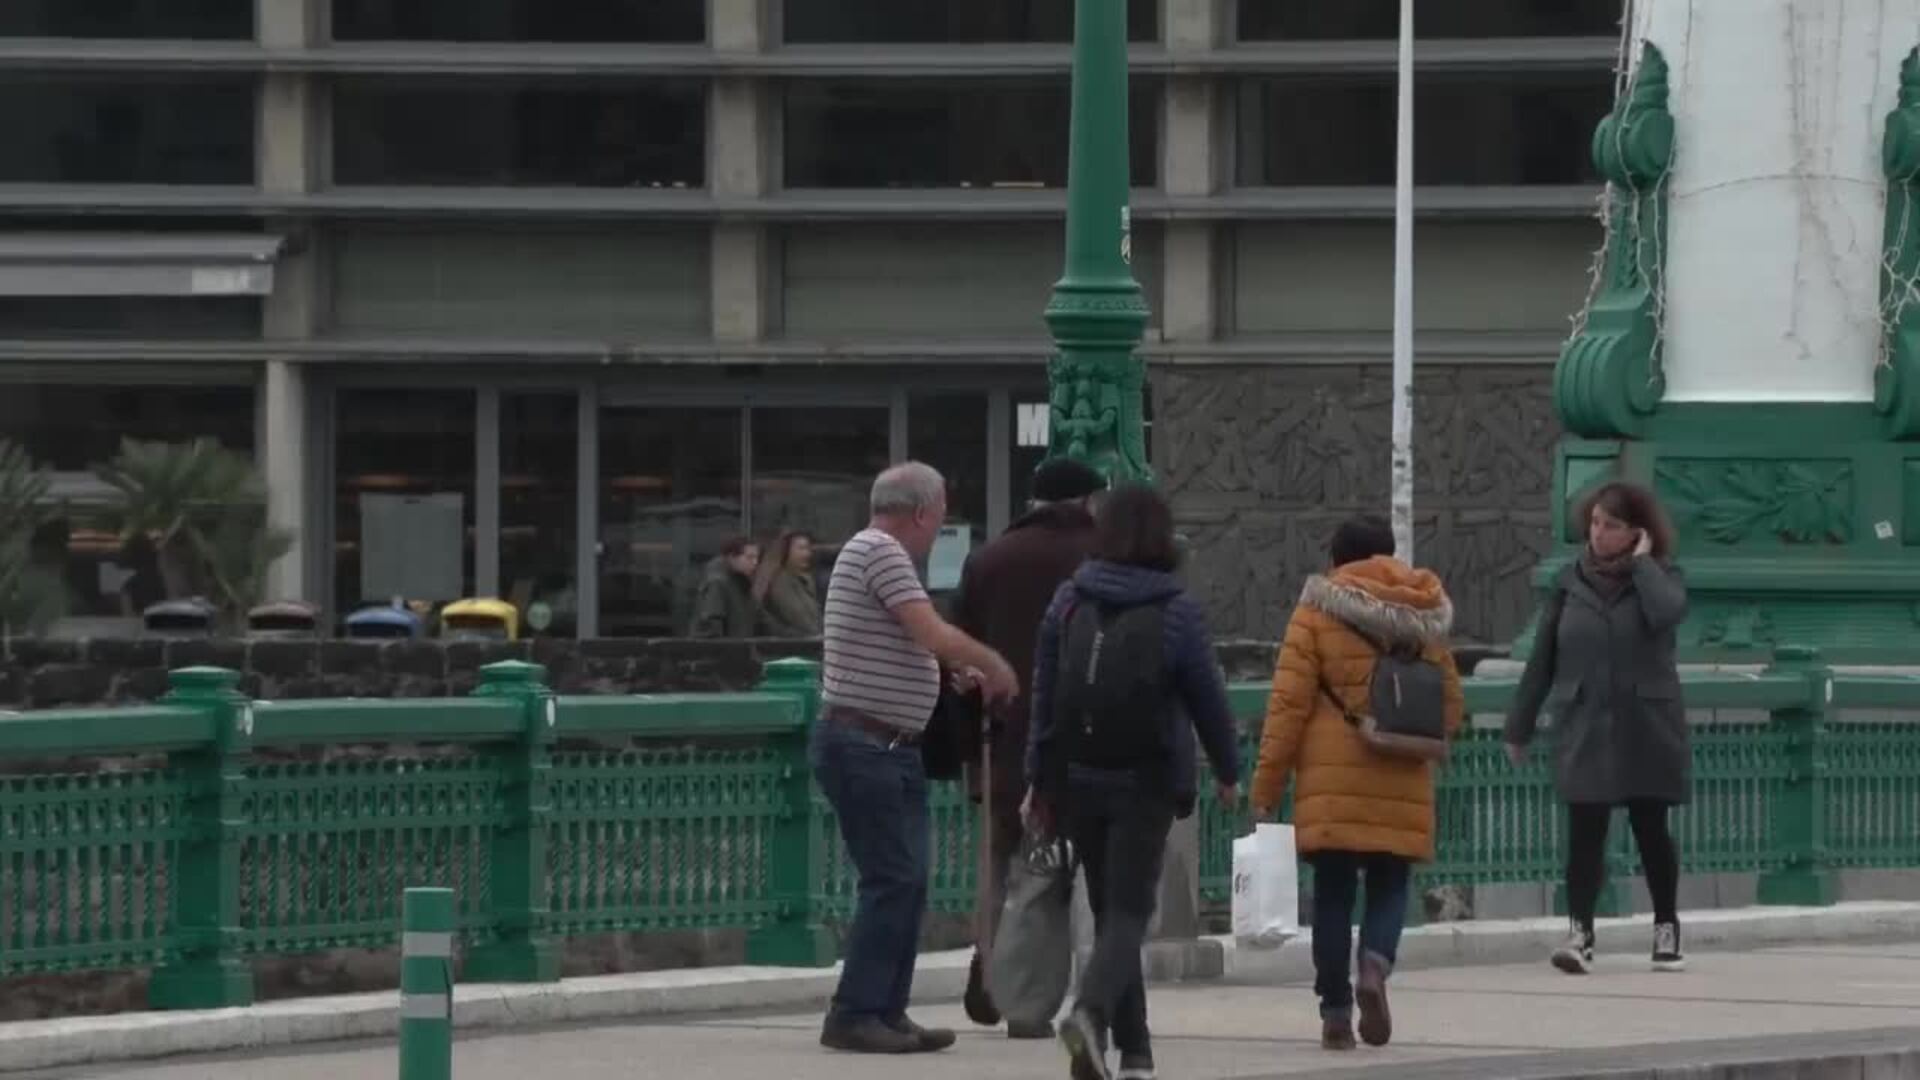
[974,706,996,982]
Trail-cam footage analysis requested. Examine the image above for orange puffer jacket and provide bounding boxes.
[1249,556,1465,862]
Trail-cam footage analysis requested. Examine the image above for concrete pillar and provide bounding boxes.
[1158,0,1220,342]
[1640,0,1920,402]
[256,0,326,603]
[710,0,773,343]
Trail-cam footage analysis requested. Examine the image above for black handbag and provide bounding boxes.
[920,677,980,781]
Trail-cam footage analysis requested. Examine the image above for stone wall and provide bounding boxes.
[0,636,1509,709]
[1156,362,1559,645]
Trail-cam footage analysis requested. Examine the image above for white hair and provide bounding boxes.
[870,461,946,516]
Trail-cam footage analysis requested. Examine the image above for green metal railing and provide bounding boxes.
[0,645,1914,1010]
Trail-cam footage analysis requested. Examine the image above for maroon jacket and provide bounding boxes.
[952,502,1097,815]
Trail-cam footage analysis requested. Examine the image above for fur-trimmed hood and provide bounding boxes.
[1299,555,1454,647]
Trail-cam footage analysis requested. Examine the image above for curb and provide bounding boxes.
[1219,900,1920,984]
[0,938,1222,1074]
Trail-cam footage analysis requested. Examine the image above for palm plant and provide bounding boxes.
[94,438,294,624]
[0,440,66,636]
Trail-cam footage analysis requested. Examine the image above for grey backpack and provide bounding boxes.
[1317,627,1450,762]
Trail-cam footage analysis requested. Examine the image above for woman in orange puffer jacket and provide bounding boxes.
[1249,515,1464,1053]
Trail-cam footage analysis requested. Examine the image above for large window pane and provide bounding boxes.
[0,0,251,38]
[600,407,742,638]
[0,297,260,339]
[501,393,578,638]
[1236,72,1610,186]
[750,406,890,550]
[334,389,476,616]
[333,0,703,42]
[784,80,1159,188]
[0,383,255,623]
[334,79,706,188]
[0,75,254,185]
[0,384,253,473]
[907,394,987,590]
[1239,0,1622,40]
[783,0,1157,43]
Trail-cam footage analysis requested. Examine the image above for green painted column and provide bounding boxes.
[464,660,560,982]
[744,658,835,967]
[1043,0,1152,485]
[398,886,455,1080]
[148,667,254,1010]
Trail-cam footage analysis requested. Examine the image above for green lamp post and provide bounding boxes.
[1043,0,1153,485]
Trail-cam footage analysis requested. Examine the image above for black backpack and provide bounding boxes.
[1052,597,1172,776]
[1317,625,1451,762]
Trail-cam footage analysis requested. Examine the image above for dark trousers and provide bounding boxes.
[1565,800,1680,930]
[1068,787,1174,1057]
[811,720,931,1022]
[1308,851,1411,1018]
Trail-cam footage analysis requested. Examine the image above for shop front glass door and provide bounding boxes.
[598,406,742,637]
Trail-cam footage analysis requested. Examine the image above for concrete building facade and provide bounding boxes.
[0,0,1621,642]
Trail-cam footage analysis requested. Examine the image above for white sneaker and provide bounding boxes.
[1652,921,1686,972]
[1551,922,1594,975]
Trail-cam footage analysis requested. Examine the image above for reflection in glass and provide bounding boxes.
[0,385,255,473]
[1238,0,1622,40]
[501,394,578,638]
[750,407,890,593]
[599,408,743,638]
[0,0,252,38]
[783,0,1157,43]
[334,79,706,188]
[333,389,476,617]
[0,297,260,340]
[908,394,988,577]
[0,75,254,185]
[332,0,703,42]
[783,80,1159,189]
[1236,72,1611,186]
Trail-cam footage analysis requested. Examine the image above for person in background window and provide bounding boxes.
[754,530,823,638]
[116,533,166,617]
[690,536,762,638]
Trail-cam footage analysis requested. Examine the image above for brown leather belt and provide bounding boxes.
[824,705,922,747]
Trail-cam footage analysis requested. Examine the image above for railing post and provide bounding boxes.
[463,660,560,982]
[399,886,455,1080]
[745,657,834,967]
[148,667,254,1010]
[1758,645,1837,907]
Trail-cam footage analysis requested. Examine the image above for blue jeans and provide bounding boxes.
[1309,851,1411,1018]
[810,719,931,1023]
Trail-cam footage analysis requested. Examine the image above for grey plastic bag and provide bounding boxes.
[986,836,1075,1030]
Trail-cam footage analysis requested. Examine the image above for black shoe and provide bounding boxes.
[1007,1019,1055,1040]
[887,1014,957,1053]
[1116,1051,1157,1080]
[1551,921,1595,975]
[1652,921,1687,973]
[964,951,1001,1027]
[1060,1009,1112,1080]
[821,1015,921,1054]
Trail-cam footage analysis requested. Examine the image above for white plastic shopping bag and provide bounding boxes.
[1230,823,1299,949]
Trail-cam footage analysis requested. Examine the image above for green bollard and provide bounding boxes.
[399,887,455,1080]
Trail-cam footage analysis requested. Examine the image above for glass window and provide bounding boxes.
[0,384,254,473]
[0,75,254,185]
[1238,0,1622,39]
[333,389,476,616]
[750,405,890,554]
[907,394,988,581]
[0,383,256,622]
[332,0,704,42]
[784,79,1160,189]
[501,393,578,639]
[599,407,742,638]
[0,0,251,38]
[333,79,706,188]
[1235,72,1611,186]
[0,297,260,340]
[783,0,1157,43]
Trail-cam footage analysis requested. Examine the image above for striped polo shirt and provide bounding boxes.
[821,527,940,732]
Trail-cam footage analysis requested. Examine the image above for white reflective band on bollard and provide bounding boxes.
[402,931,455,958]
[401,993,452,1021]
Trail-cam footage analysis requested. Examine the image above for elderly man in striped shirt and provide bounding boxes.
[814,461,1018,1055]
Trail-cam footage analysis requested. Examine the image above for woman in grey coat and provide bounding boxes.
[1505,481,1689,976]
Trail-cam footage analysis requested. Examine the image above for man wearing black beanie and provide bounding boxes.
[952,457,1107,1037]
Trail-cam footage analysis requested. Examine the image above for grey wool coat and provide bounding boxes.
[1504,556,1692,806]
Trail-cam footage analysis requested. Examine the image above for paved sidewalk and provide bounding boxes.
[24,939,1920,1079]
